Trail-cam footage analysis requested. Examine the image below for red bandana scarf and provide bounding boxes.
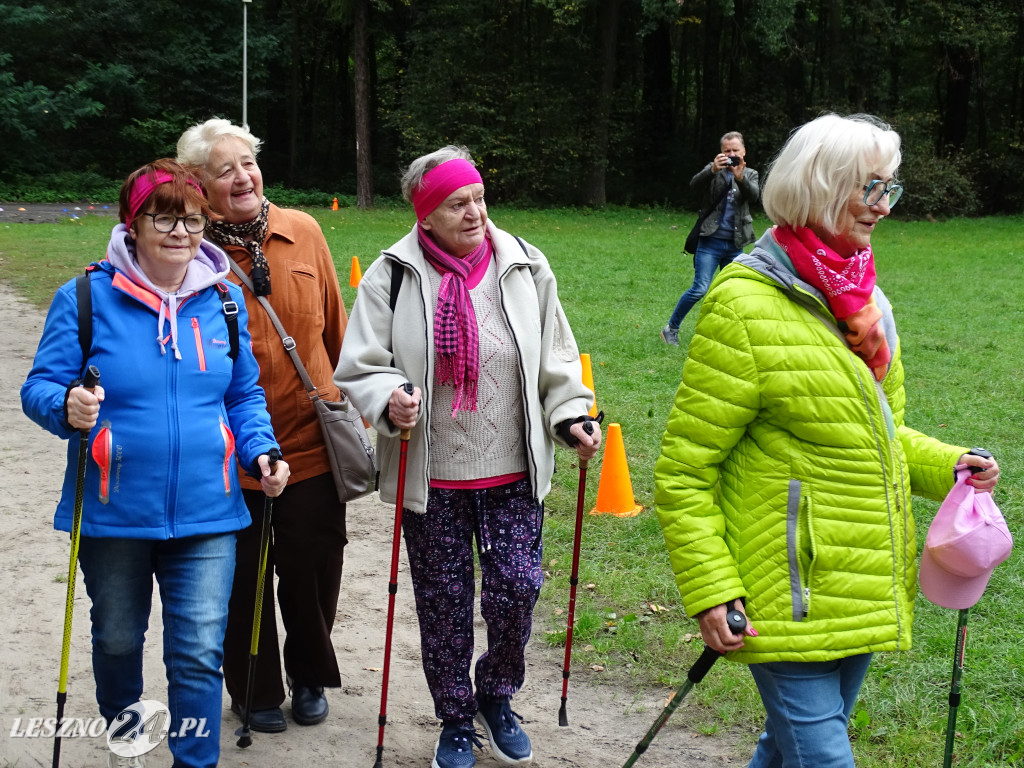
[417,225,492,414]
[774,226,892,381]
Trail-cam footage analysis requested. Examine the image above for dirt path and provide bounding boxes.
[0,280,748,767]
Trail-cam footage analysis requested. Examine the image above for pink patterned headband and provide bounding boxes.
[412,159,483,220]
[127,171,204,222]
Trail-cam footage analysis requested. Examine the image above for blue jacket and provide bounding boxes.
[22,234,279,540]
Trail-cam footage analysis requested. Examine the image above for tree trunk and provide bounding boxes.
[941,43,973,153]
[354,0,373,208]
[578,0,621,206]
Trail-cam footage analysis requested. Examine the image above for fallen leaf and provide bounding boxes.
[590,665,605,672]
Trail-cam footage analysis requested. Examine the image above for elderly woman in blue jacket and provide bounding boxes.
[335,145,601,768]
[22,159,289,768]
[654,115,999,768]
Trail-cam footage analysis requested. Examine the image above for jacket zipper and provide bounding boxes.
[192,317,206,371]
[220,420,235,496]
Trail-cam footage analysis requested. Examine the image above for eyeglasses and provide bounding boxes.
[862,179,903,208]
[141,213,208,233]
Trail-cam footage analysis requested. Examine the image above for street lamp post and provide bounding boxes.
[242,0,252,131]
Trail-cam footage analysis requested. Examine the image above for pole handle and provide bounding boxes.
[399,382,414,441]
[82,365,100,390]
[267,447,281,467]
[687,610,746,684]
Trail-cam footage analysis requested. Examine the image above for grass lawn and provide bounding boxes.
[2,206,1021,766]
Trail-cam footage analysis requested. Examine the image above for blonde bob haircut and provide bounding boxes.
[762,113,901,235]
[400,145,476,204]
[176,118,263,174]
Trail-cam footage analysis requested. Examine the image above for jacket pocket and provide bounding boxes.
[786,479,816,621]
[219,419,236,496]
[90,425,113,504]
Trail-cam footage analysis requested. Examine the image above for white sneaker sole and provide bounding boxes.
[474,712,533,766]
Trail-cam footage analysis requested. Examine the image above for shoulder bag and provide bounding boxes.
[228,260,377,503]
[684,181,732,254]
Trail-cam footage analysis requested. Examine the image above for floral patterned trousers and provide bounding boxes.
[402,477,544,723]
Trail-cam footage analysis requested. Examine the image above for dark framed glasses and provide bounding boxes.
[862,180,903,208]
[141,213,208,233]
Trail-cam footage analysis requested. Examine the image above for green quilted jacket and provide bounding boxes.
[655,230,965,664]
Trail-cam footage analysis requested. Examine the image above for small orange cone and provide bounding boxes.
[590,423,642,517]
[332,197,339,211]
[350,257,362,287]
[580,353,598,418]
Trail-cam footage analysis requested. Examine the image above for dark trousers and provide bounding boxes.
[223,472,347,709]
[402,478,544,723]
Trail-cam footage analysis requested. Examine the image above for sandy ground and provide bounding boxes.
[0,272,750,767]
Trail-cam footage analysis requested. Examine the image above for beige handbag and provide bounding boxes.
[228,261,377,503]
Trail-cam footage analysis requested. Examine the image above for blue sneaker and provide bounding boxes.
[475,696,533,765]
[432,721,481,768]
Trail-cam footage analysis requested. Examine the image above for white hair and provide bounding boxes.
[762,113,901,234]
[176,118,262,170]
[400,145,476,204]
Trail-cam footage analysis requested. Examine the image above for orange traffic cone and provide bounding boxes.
[350,257,362,287]
[590,423,642,517]
[332,197,339,211]
[580,353,598,418]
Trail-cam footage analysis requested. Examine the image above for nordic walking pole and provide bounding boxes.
[53,364,100,768]
[373,381,415,768]
[236,447,282,749]
[941,456,990,768]
[559,411,603,726]
[620,607,746,768]
[942,607,969,768]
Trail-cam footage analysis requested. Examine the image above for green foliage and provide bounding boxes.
[897,151,980,219]
[0,171,120,202]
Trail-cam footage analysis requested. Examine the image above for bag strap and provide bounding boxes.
[227,259,320,397]
[213,282,240,361]
[697,182,732,222]
[389,261,404,311]
[75,271,92,374]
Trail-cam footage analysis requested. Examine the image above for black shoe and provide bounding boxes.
[231,700,288,733]
[291,684,328,725]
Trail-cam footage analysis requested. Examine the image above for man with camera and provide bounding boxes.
[661,131,760,345]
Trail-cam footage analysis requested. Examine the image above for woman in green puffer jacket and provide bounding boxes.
[654,113,1000,768]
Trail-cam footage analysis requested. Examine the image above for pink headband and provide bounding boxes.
[412,159,483,220]
[127,171,204,222]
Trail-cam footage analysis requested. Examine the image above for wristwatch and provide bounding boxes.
[967,447,993,460]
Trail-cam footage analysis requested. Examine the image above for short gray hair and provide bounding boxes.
[720,131,744,147]
[400,145,476,204]
[762,113,901,234]
[176,118,262,171]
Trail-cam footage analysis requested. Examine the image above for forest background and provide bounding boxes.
[3,0,1024,218]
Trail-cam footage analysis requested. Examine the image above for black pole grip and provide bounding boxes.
[687,609,746,684]
[83,365,100,389]
[268,447,281,466]
[687,645,723,685]
[967,447,992,475]
[402,381,414,395]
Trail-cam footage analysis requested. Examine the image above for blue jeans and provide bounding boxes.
[78,534,235,768]
[668,235,741,328]
[747,653,873,768]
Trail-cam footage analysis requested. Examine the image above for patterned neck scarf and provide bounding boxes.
[206,196,272,295]
[774,225,892,381]
[417,224,492,415]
